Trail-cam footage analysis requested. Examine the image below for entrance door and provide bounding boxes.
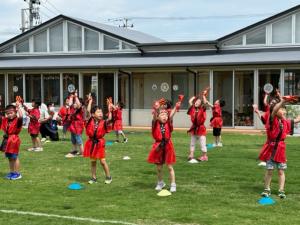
[98,73,114,112]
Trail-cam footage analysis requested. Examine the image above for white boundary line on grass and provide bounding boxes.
[0,209,137,225]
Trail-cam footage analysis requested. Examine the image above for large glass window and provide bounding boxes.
[132,72,171,109]
[284,69,300,96]
[234,71,254,126]
[122,42,135,50]
[258,70,280,110]
[84,29,99,51]
[272,17,292,44]
[8,74,23,103]
[104,35,119,50]
[171,73,192,109]
[26,74,41,102]
[118,73,129,108]
[223,36,243,46]
[0,46,13,53]
[34,31,47,52]
[196,71,210,98]
[83,73,98,100]
[63,73,79,100]
[295,13,300,43]
[0,74,5,113]
[68,23,82,51]
[16,39,29,53]
[98,74,114,113]
[50,23,63,52]
[213,71,233,126]
[246,27,266,45]
[43,74,60,105]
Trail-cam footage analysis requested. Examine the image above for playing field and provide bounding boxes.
[0,130,300,225]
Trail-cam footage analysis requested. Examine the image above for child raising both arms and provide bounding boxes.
[147,97,182,193]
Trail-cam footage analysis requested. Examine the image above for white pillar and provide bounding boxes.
[280,68,285,95]
[114,71,118,104]
[5,73,8,105]
[79,72,83,98]
[23,73,26,101]
[60,73,63,106]
[41,74,44,103]
[254,69,259,128]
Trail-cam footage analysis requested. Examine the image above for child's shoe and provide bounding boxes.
[88,178,97,184]
[198,156,208,161]
[261,188,271,197]
[104,176,112,184]
[27,147,34,151]
[5,172,13,179]
[41,138,46,142]
[10,172,22,180]
[170,183,176,192]
[123,138,128,143]
[217,142,223,147]
[44,140,51,143]
[34,147,43,152]
[155,181,166,191]
[278,190,286,199]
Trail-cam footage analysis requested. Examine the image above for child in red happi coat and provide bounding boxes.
[65,91,85,158]
[207,99,225,147]
[0,101,24,180]
[187,90,209,163]
[111,102,128,143]
[24,99,42,151]
[148,98,182,193]
[83,94,113,184]
[259,96,300,199]
[58,97,71,140]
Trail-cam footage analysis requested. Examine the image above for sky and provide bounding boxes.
[0,0,300,43]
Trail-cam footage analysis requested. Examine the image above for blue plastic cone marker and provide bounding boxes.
[258,197,276,205]
[106,141,113,146]
[68,183,83,190]
[206,143,214,150]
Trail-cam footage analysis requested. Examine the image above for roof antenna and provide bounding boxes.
[20,0,42,33]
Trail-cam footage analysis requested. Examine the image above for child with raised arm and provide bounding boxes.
[147,97,181,192]
[65,91,85,158]
[24,99,42,151]
[187,90,209,162]
[111,101,128,143]
[58,97,70,140]
[259,96,300,199]
[83,94,112,184]
[0,100,24,180]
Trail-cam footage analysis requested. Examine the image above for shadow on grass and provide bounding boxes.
[67,175,88,183]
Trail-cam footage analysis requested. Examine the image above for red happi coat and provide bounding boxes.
[83,118,109,159]
[68,107,84,135]
[113,108,123,131]
[187,106,207,136]
[210,104,223,128]
[147,120,176,165]
[259,116,293,163]
[0,116,23,154]
[58,106,70,126]
[28,108,40,135]
[261,105,270,126]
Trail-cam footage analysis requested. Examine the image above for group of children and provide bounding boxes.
[0,86,299,199]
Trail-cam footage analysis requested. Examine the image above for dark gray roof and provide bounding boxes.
[1,50,300,69]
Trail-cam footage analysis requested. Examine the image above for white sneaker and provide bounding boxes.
[41,138,46,142]
[34,147,43,152]
[170,183,176,192]
[258,161,266,167]
[44,140,51,143]
[65,153,76,158]
[155,181,166,191]
[217,143,223,147]
[188,158,199,164]
[27,147,34,151]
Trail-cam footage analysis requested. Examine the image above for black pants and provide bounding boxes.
[213,128,221,136]
[40,123,59,141]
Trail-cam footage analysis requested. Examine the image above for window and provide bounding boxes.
[104,35,119,50]
[34,31,47,52]
[171,73,192,109]
[246,27,266,45]
[258,70,280,110]
[295,13,300,43]
[8,74,23,103]
[84,29,99,51]
[68,23,82,51]
[63,73,79,100]
[213,71,233,126]
[234,71,254,126]
[26,74,41,102]
[223,36,243,46]
[16,39,29,53]
[122,42,135,50]
[98,73,114,112]
[284,69,300,96]
[50,23,63,52]
[272,17,292,44]
[83,73,98,100]
[0,46,13,53]
[0,74,5,111]
[196,71,210,98]
[43,74,60,105]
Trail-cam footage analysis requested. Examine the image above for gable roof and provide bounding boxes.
[218,4,300,41]
[0,14,164,49]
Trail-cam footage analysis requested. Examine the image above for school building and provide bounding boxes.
[1,5,300,129]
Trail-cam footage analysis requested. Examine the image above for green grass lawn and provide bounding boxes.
[1,130,300,225]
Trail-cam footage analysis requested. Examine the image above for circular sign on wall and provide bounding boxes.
[68,84,76,93]
[160,82,169,92]
[13,86,18,93]
[152,84,158,91]
[173,84,179,91]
